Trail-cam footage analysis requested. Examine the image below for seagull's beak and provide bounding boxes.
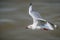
[25,27,29,29]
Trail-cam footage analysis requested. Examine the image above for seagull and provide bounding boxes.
[26,3,57,30]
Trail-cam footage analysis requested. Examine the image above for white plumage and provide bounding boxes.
[27,3,57,30]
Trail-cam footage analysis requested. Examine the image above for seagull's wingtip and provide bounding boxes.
[29,3,32,5]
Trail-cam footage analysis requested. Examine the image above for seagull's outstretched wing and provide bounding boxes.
[37,20,47,26]
[30,11,41,19]
[37,20,57,30]
[30,11,46,21]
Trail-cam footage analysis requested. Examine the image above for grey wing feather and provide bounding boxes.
[31,11,42,19]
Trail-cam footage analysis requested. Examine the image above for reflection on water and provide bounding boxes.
[0,0,60,40]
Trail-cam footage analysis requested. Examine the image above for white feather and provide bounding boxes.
[27,3,57,30]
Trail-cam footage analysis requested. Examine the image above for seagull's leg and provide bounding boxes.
[40,28,49,31]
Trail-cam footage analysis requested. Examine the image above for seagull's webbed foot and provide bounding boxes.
[40,28,49,31]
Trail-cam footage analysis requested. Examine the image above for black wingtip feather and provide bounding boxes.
[29,3,32,5]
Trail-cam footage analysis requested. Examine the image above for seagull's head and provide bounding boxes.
[26,25,33,29]
[26,25,41,30]
[26,24,39,30]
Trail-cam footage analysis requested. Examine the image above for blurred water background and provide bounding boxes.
[0,0,60,40]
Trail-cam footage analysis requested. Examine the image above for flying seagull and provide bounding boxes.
[26,3,57,30]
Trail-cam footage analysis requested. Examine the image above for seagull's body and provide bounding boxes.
[27,3,57,30]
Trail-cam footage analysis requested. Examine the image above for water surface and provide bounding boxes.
[0,0,60,40]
